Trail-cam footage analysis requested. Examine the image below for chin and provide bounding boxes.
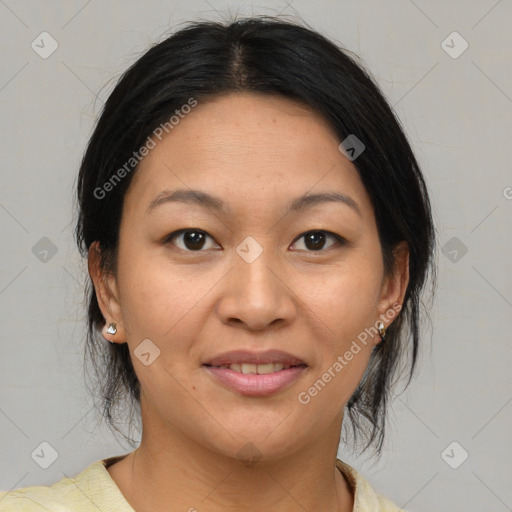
[196,417,312,464]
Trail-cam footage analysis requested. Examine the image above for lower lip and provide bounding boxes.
[203,365,307,397]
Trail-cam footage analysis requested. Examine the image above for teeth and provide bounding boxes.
[227,363,288,374]
[209,363,298,373]
[241,363,257,374]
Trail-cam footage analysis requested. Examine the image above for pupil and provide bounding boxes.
[182,231,327,251]
[305,231,325,250]
[184,231,205,250]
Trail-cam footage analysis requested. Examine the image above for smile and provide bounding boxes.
[203,364,307,397]
[207,362,302,374]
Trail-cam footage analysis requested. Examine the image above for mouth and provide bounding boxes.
[203,362,306,374]
[203,349,306,368]
[202,350,308,397]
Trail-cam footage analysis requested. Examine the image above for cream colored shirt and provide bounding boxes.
[0,456,406,511]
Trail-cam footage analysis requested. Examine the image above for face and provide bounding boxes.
[90,92,408,461]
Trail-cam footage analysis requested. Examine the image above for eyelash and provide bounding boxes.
[164,229,346,253]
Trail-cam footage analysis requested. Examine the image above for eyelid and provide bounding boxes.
[290,230,346,251]
[164,228,346,252]
[166,228,220,247]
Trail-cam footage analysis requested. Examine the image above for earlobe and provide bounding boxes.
[88,241,126,343]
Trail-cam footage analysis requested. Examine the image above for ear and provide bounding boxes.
[376,241,409,331]
[88,241,126,343]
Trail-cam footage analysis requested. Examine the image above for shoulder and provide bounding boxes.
[336,459,407,512]
[0,456,133,512]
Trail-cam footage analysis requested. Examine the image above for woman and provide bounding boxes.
[0,16,435,512]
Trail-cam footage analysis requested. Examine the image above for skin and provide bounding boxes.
[89,92,409,512]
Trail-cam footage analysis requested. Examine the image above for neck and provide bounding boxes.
[107,408,354,512]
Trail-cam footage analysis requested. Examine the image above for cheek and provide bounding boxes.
[115,242,179,337]
[299,280,378,419]
[116,243,221,345]
[298,261,382,402]
[310,261,383,337]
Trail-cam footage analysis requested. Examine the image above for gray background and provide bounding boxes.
[1,1,511,511]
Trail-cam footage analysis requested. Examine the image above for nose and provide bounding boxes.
[216,244,297,331]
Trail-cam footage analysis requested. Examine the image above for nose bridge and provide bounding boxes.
[235,235,281,299]
[241,251,275,290]
[218,236,295,329]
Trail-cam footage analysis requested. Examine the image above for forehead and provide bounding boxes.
[124,93,373,220]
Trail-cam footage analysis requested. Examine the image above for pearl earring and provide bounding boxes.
[106,323,117,335]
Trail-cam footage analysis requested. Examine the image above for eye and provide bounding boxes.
[165,229,220,251]
[291,230,344,252]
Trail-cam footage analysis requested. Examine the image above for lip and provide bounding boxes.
[204,350,306,367]
[203,365,307,397]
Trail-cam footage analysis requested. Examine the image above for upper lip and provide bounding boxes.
[203,350,307,367]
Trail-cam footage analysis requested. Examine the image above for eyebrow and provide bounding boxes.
[147,188,361,217]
